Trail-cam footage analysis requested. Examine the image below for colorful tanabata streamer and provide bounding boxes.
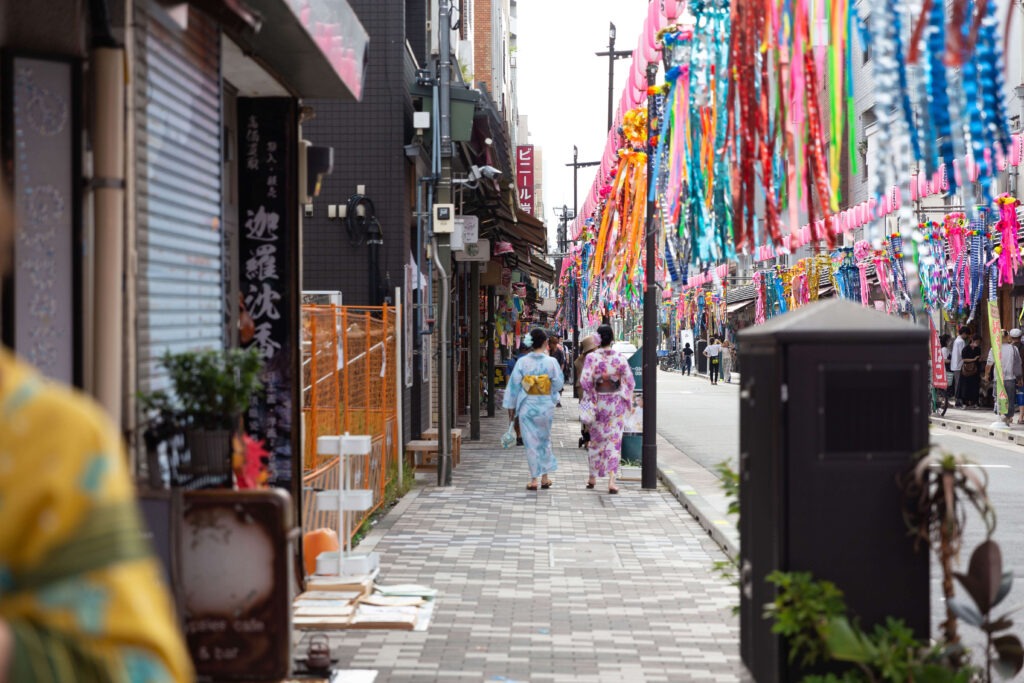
[556,0,1023,333]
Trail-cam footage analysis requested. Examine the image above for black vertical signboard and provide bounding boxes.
[237,98,299,498]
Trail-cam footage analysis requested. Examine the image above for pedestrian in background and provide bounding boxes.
[984,329,1022,425]
[574,334,600,449]
[959,335,982,408]
[502,328,564,491]
[505,343,528,445]
[0,177,193,681]
[704,338,722,385]
[580,325,636,494]
[939,333,952,375]
[681,342,694,376]
[721,339,733,383]
[950,325,969,407]
[1011,328,1024,424]
[549,336,567,408]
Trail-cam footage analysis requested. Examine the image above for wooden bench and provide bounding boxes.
[404,439,439,472]
[420,428,462,467]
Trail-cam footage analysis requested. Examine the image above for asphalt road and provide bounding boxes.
[654,366,1024,658]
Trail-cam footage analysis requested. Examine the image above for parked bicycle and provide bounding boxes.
[658,350,681,372]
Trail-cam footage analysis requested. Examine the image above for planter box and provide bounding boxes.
[618,465,642,482]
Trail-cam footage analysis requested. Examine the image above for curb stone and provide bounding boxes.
[658,465,739,561]
[929,415,1024,447]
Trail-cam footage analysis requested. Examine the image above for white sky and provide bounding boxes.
[516,1,647,251]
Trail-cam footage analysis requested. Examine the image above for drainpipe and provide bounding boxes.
[435,0,454,485]
[90,0,127,429]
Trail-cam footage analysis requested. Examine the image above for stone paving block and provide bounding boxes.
[308,398,746,681]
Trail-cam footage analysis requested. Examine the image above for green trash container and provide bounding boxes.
[621,433,642,462]
[622,348,644,463]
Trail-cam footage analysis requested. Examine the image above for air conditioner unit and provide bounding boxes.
[302,291,343,306]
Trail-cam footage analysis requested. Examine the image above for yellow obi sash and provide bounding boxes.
[522,374,552,395]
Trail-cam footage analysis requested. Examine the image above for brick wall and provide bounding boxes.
[473,0,492,93]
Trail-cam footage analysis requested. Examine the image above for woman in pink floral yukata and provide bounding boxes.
[579,325,635,493]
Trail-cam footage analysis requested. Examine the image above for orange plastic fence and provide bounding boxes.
[300,305,399,545]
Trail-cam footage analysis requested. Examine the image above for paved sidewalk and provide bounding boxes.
[319,397,746,682]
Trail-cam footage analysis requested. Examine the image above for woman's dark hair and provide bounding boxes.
[596,324,614,347]
[940,333,951,348]
[528,327,548,349]
[972,335,983,343]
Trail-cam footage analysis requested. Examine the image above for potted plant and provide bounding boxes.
[141,348,263,479]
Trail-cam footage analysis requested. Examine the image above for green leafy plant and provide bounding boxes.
[713,460,741,608]
[714,460,740,519]
[902,450,996,647]
[140,348,263,431]
[765,571,848,669]
[947,540,1023,681]
[767,571,976,682]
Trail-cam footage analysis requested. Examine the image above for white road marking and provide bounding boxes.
[931,429,1023,454]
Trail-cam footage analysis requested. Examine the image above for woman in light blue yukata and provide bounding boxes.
[502,327,564,490]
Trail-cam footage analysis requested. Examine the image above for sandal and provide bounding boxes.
[585,480,596,489]
[526,483,538,491]
[608,487,619,495]
[541,479,553,489]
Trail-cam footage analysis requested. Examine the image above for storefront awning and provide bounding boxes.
[511,211,547,249]
[727,300,754,314]
[209,0,369,99]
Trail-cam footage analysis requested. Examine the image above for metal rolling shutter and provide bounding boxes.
[135,3,224,395]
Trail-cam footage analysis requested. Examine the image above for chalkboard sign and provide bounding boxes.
[181,490,294,680]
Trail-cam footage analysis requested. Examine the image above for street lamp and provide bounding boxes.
[595,22,633,133]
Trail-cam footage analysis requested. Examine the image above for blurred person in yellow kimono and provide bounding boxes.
[0,177,193,680]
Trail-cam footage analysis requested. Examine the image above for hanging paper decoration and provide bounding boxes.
[993,193,1022,286]
[560,0,1024,337]
[966,214,988,324]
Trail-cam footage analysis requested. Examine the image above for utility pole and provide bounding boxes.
[566,145,600,221]
[641,60,659,490]
[436,0,454,485]
[595,23,633,133]
[565,146,599,388]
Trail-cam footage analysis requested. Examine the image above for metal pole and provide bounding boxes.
[573,145,579,221]
[486,285,496,417]
[641,61,659,491]
[469,262,481,440]
[569,154,579,395]
[595,24,631,135]
[436,0,454,485]
[394,285,404,487]
[607,24,615,132]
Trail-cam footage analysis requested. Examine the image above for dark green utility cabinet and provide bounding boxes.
[737,299,930,681]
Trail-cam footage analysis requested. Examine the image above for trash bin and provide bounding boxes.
[620,402,643,463]
[620,433,642,462]
[737,299,929,681]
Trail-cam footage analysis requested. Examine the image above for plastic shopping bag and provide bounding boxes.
[500,421,517,448]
